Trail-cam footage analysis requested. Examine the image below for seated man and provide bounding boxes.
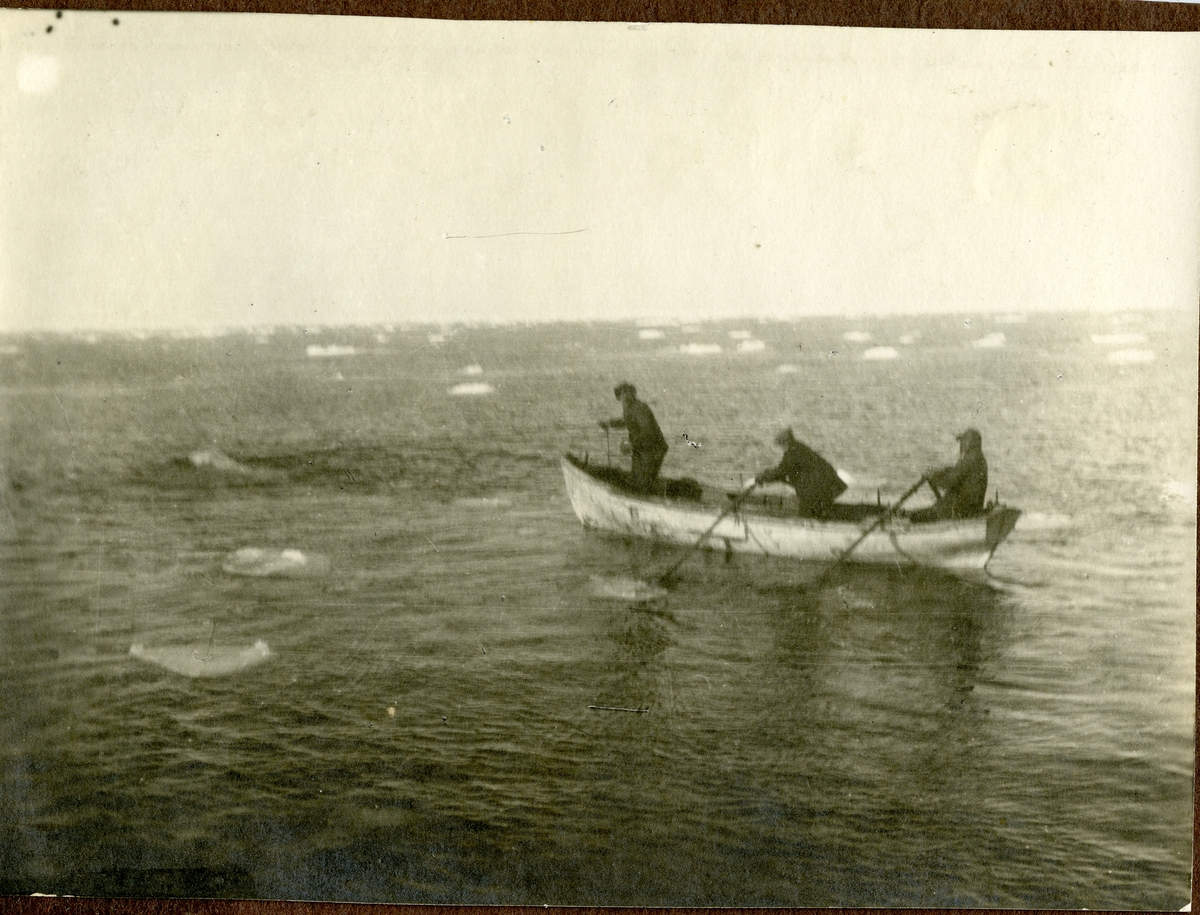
[599,382,669,493]
[910,427,988,522]
[757,428,847,518]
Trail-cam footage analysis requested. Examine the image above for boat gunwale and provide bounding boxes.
[562,452,1014,533]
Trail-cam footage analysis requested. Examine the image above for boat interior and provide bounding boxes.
[569,453,890,522]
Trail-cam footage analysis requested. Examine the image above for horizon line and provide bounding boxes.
[2,301,1195,337]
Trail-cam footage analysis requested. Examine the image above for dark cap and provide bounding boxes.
[614,382,637,399]
[956,428,982,447]
[774,427,796,446]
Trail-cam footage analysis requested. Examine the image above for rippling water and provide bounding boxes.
[0,312,1193,907]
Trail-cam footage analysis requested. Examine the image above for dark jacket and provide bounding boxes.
[760,440,847,515]
[927,447,988,518]
[610,398,668,460]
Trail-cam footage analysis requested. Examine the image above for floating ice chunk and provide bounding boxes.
[450,382,494,395]
[775,364,800,374]
[130,640,271,678]
[334,372,344,381]
[375,333,388,344]
[679,343,722,355]
[188,450,252,474]
[1092,333,1148,346]
[638,329,665,340]
[973,332,1006,348]
[455,496,513,508]
[588,575,668,603]
[728,330,752,340]
[1107,349,1155,364]
[898,334,918,345]
[306,344,356,357]
[862,346,899,360]
[460,364,484,375]
[0,344,20,356]
[222,547,329,577]
[1161,480,1194,502]
[842,331,872,343]
[737,339,766,353]
[428,333,445,346]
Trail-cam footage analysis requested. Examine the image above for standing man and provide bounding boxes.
[757,428,847,518]
[910,428,988,522]
[600,382,668,493]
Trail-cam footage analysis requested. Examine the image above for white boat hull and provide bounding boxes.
[562,456,1020,572]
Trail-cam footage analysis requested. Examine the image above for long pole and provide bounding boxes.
[814,477,926,586]
[658,479,758,585]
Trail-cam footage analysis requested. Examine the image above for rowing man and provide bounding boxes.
[910,427,988,522]
[757,428,847,518]
[600,382,668,494]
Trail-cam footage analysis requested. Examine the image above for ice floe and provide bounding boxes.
[1107,349,1155,364]
[130,640,272,678]
[188,450,253,474]
[775,364,800,374]
[222,547,330,577]
[460,364,484,375]
[842,331,872,343]
[588,574,668,603]
[306,344,356,358]
[737,339,766,353]
[972,332,1006,348]
[638,329,665,340]
[728,330,752,340]
[450,382,495,395]
[862,346,899,360]
[679,343,723,356]
[1161,480,1194,502]
[1091,333,1148,346]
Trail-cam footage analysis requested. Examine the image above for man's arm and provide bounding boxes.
[757,462,785,484]
[927,461,965,493]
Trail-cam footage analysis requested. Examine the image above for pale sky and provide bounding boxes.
[1,13,1198,332]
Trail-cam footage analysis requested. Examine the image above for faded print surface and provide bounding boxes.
[0,13,1196,909]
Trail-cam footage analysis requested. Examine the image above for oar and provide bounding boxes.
[658,478,759,585]
[813,476,927,586]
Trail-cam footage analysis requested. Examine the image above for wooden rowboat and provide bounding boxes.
[562,454,1021,572]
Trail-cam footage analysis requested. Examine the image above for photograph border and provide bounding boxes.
[2,2,1196,915]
